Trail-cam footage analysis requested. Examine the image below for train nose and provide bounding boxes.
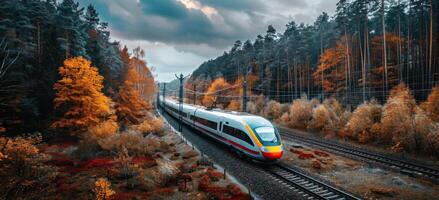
[260,146,283,160]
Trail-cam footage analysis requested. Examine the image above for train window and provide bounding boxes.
[192,115,217,130]
[222,125,254,146]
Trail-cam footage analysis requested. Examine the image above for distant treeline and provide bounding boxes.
[189,0,439,105]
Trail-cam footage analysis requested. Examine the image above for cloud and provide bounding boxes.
[77,0,337,81]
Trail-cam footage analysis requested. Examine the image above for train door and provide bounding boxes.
[217,118,224,136]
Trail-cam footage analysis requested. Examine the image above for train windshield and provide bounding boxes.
[254,127,277,143]
[245,117,281,146]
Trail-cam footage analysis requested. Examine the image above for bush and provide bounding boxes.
[426,127,439,157]
[380,83,416,150]
[133,118,164,135]
[344,100,382,141]
[288,96,313,129]
[413,107,437,153]
[227,100,241,111]
[247,95,266,114]
[88,116,119,140]
[93,178,115,200]
[263,100,282,120]
[98,131,161,155]
[0,134,58,199]
[308,104,334,134]
[423,85,439,122]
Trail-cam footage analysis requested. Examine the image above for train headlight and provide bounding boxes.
[260,146,269,152]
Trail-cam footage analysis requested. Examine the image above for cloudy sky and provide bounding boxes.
[77,0,338,82]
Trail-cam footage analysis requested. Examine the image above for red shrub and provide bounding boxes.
[298,152,314,159]
[154,187,175,195]
[82,158,115,169]
[227,184,243,196]
[207,168,224,181]
[312,160,322,169]
[131,156,157,167]
[289,149,303,154]
[205,186,229,199]
[50,157,74,166]
[198,175,212,192]
[313,150,329,157]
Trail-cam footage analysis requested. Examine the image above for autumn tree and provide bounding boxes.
[202,78,232,108]
[313,37,350,95]
[116,64,150,126]
[370,33,404,91]
[52,57,112,136]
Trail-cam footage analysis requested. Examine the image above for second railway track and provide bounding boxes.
[268,163,361,200]
[279,128,439,182]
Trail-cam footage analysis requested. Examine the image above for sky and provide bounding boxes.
[77,0,338,82]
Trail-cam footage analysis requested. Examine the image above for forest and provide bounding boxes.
[1,0,130,134]
[182,0,439,158]
[189,0,439,105]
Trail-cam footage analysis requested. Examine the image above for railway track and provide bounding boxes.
[279,128,439,181]
[268,163,361,200]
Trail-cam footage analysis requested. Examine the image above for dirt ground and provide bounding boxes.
[281,139,439,200]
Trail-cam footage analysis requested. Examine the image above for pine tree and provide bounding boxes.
[57,0,87,59]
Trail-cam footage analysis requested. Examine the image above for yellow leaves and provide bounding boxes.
[133,118,164,135]
[117,67,150,125]
[88,117,119,140]
[202,77,231,108]
[52,56,113,136]
[93,178,115,200]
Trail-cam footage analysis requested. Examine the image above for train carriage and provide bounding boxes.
[160,97,283,161]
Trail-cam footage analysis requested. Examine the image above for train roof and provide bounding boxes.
[163,98,267,122]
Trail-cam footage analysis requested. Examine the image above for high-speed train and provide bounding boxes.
[160,97,283,161]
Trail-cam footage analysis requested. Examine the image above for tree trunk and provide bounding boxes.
[429,0,433,87]
[382,0,389,95]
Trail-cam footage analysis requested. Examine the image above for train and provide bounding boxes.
[159,97,284,161]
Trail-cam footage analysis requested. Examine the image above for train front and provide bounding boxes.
[244,117,284,161]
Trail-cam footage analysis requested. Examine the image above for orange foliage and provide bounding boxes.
[227,100,241,111]
[370,33,405,88]
[52,57,112,135]
[202,78,231,108]
[133,117,164,134]
[98,131,162,155]
[88,114,119,140]
[0,134,57,198]
[93,178,115,200]
[130,56,156,101]
[423,85,439,122]
[308,104,334,133]
[117,65,150,125]
[263,100,282,119]
[380,83,416,149]
[314,36,350,93]
[344,100,382,140]
[286,96,314,129]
